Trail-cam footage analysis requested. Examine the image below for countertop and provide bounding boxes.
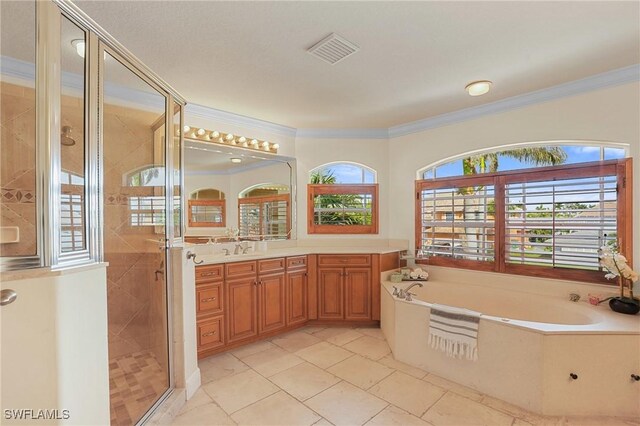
[192,246,404,265]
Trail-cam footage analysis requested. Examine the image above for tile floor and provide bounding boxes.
[110,350,169,425]
[172,327,639,426]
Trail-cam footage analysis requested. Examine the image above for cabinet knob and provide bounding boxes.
[202,331,217,337]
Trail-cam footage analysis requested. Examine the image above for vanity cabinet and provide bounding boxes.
[196,251,402,358]
[317,255,372,321]
[195,265,226,356]
[286,256,308,326]
[257,259,287,334]
[226,276,259,344]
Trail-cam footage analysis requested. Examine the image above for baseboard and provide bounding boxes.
[185,368,201,400]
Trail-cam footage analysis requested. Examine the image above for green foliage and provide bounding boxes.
[462,147,568,176]
[311,170,371,225]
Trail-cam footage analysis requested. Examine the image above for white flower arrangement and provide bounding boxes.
[598,245,638,299]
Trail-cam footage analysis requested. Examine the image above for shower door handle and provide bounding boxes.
[1,289,17,306]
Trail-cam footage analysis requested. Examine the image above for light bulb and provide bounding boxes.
[211,131,220,138]
[238,136,247,143]
[225,134,234,141]
[183,125,190,132]
[197,128,205,136]
[272,143,280,150]
[250,139,258,146]
[262,141,270,148]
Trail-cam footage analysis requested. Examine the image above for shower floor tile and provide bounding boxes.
[109,350,168,426]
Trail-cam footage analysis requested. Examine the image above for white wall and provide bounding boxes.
[1,266,110,425]
[388,82,640,268]
[294,137,390,240]
[185,82,640,266]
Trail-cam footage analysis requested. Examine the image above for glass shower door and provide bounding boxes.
[102,48,171,425]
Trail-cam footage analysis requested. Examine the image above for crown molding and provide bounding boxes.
[3,55,638,140]
[388,64,640,138]
[185,103,297,138]
[295,128,389,139]
[1,55,166,112]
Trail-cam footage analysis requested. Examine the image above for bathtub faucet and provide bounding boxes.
[569,293,581,302]
[396,282,423,300]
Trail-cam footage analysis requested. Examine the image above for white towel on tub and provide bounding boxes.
[428,304,481,361]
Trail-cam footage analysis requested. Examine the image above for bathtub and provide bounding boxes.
[380,273,640,418]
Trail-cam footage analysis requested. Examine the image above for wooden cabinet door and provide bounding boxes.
[344,268,371,320]
[318,268,344,320]
[259,273,287,334]
[227,277,258,343]
[286,270,308,326]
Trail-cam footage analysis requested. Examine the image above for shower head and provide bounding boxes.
[61,126,76,146]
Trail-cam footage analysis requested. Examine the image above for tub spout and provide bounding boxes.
[569,293,581,302]
[397,282,423,299]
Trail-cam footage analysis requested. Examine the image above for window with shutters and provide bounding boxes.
[308,162,379,234]
[415,159,632,284]
[188,189,225,227]
[238,194,290,239]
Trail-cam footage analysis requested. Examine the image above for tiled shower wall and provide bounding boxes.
[1,81,87,257]
[103,102,168,372]
[0,82,37,256]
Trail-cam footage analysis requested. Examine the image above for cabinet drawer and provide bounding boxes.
[226,261,257,278]
[318,254,371,267]
[258,258,285,274]
[196,283,223,315]
[286,256,307,270]
[198,316,224,349]
[196,264,224,283]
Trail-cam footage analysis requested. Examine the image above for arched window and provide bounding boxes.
[418,142,627,179]
[308,162,379,234]
[238,184,290,239]
[414,142,631,284]
[188,188,225,227]
[310,162,376,184]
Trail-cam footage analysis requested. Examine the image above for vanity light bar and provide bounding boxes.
[182,126,279,154]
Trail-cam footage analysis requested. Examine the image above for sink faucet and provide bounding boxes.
[234,243,243,255]
[395,282,424,299]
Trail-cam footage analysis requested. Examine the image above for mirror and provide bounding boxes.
[184,139,295,242]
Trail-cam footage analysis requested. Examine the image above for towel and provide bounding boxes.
[428,304,481,361]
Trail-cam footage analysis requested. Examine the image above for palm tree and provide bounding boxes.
[459,147,568,259]
[310,170,369,225]
[462,147,567,175]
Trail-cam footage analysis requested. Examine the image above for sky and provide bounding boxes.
[426,145,625,179]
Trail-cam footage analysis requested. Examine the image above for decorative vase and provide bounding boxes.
[609,297,640,315]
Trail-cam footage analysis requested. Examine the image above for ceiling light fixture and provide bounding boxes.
[184,126,279,154]
[71,39,85,58]
[465,80,492,96]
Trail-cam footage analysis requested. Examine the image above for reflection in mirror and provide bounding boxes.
[184,139,295,241]
[60,16,87,254]
[239,184,290,240]
[188,189,226,227]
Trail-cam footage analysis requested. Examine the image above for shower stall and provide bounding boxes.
[1,1,184,424]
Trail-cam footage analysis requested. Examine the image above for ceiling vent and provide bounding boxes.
[307,33,359,65]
